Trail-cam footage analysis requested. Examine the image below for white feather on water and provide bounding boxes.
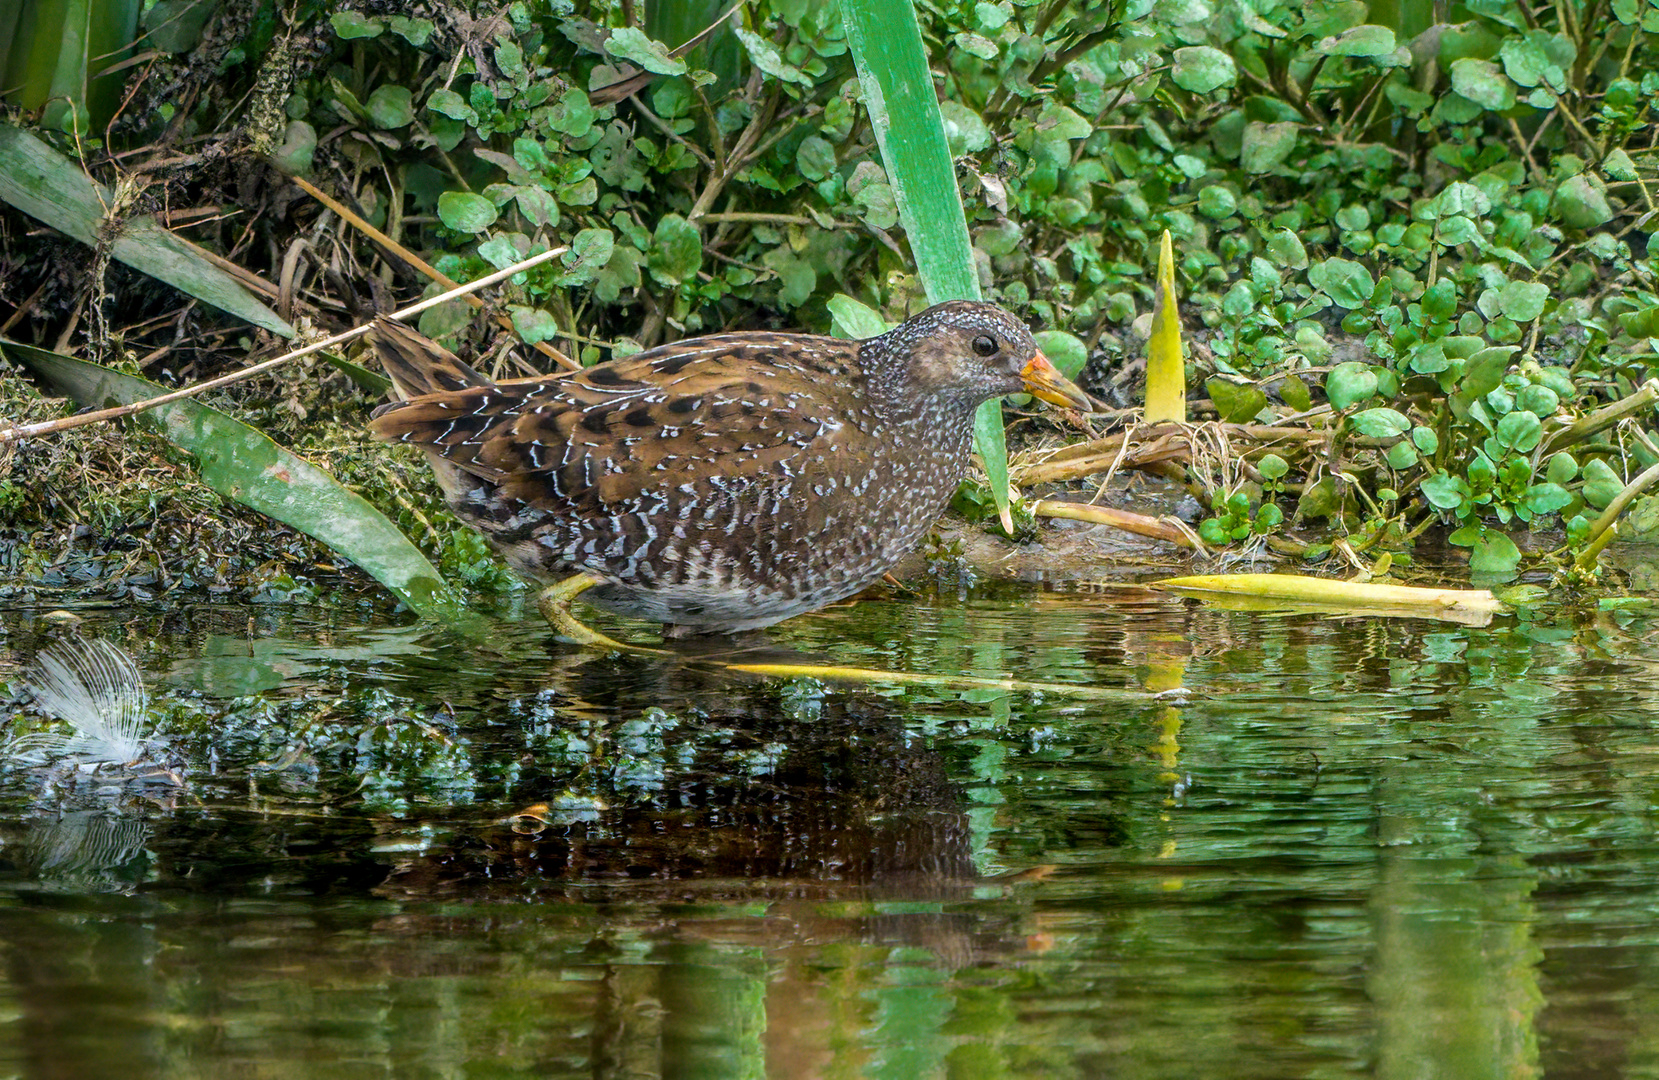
[10,638,153,765]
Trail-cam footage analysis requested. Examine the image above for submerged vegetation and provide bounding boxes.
[0,0,1656,606]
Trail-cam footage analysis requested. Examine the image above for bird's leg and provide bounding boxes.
[536,573,659,653]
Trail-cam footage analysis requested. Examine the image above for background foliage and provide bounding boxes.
[3,0,1659,595]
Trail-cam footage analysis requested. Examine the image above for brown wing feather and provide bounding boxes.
[369,317,494,400]
[368,325,868,513]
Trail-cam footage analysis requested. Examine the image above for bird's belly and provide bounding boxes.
[470,446,967,632]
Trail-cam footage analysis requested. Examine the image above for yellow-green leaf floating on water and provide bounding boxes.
[1151,573,1507,627]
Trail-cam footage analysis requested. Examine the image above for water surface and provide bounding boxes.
[2,585,1658,1078]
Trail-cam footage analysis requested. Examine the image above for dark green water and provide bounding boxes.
[2,585,1658,1079]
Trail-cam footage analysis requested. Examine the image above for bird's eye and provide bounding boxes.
[972,334,998,357]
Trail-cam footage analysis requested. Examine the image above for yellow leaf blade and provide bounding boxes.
[1144,229,1186,423]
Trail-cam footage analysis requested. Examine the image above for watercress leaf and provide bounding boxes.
[1171,46,1237,93]
[1554,174,1613,228]
[552,228,615,287]
[1033,330,1088,380]
[1313,258,1374,308]
[1316,25,1396,56]
[1448,524,1482,546]
[605,27,687,75]
[509,305,559,345]
[646,214,702,286]
[1460,346,1518,398]
[437,192,498,233]
[331,11,384,38]
[1350,407,1411,437]
[1523,483,1573,515]
[1450,57,1516,110]
[366,86,414,129]
[1495,409,1542,451]
[1207,377,1268,422]
[1423,473,1469,510]
[1267,228,1307,268]
[1325,361,1378,410]
[1279,373,1312,411]
[1515,383,1559,417]
[1240,122,1298,173]
[1546,452,1578,485]
[1581,458,1624,508]
[1386,441,1419,469]
[1471,532,1522,572]
[1497,280,1549,322]
[735,27,813,86]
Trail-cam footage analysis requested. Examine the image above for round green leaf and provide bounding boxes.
[1437,215,1479,246]
[1197,185,1237,219]
[1434,182,1492,219]
[1500,34,1550,86]
[437,191,498,233]
[1033,330,1087,380]
[509,305,559,345]
[1171,46,1237,94]
[1516,383,1559,417]
[553,228,616,288]
[1450,58,1516,111]
[1207,377,1268,422]
[1422,473,1468,510]
[605,27,687,76]
[1267,228,1307,269]
[1257,453,1289,481]
[1470,532,1522,573]
[1523,483,1573,515]
[1582,458,1624,508]
[1325,362,1378,410]
[1313,258,1375,309]
[1350,407,1411,437]
[647,213,703,286]
[426,88,476,123]
[796,136,836,181]
[545,88,595,137]
[514,185,558,229]
[1497,280,1548,322]
[1546,451,1579,485]
[939,101,992,154]
[366,86,414,129]
[1554,174,1613,229]
[1422,279,1457,321]
[1386,441,1419,469]
[1495,409,1542,452]
[1460,346,1518,398]
[1317,25,1396,57]
[1240,122,1299,173]
[331,11,384,38]
[734,27,812,86]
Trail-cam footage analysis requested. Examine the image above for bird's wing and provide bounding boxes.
[369,331,866,511]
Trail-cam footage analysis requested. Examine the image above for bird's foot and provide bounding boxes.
[536,574,660,653]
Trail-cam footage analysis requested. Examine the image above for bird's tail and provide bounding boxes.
[368,317,493,402]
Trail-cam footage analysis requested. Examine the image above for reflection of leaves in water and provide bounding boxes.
[16,811,150,892]
[10,638,153,765]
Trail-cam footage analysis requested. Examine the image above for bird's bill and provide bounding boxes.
[1020,352,1092,411]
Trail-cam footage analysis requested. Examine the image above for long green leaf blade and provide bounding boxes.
[0,124,294,337]
[4,339,470,624]
[842,0,1013,531]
